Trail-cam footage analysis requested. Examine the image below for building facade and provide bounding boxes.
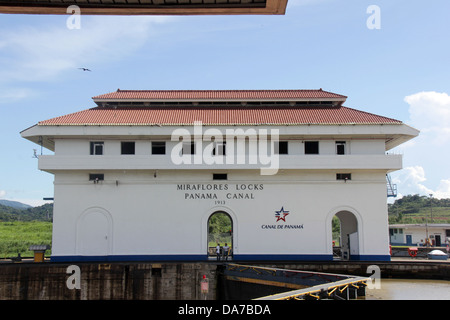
[21,89,419,262]
[390,224,450,247]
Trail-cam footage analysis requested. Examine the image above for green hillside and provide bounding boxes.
[0,203,53,221]
[388,194,450,224]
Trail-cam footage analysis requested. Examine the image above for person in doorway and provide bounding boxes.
[223,243,230,261]
[216,243,221,261]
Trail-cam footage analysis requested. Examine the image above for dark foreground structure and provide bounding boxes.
[0,260,448,300]
[0,0,288,15]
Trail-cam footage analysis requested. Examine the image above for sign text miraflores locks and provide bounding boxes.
[177,183,262,200]
[177,183,304,230]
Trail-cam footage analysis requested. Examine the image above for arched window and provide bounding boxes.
[207,211,233,260]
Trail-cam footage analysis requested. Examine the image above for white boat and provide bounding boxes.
[427,250,448,260]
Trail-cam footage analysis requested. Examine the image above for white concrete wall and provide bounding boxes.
[54,139,387,156]
[51,170,390,261]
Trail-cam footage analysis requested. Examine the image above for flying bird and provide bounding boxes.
[78,68,91,71]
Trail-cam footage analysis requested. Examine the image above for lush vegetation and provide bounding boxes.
[388,194,450,224]
[0,221,52,258]
[0,203,53,221]
[0,203,53,258]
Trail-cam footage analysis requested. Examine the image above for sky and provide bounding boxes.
[0,0,449,206]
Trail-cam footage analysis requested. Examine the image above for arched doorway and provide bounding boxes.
[331,210,359,260]
[207,211,233,261]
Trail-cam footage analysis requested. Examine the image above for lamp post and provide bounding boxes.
[425,194,432,247]
[429,193,433,223]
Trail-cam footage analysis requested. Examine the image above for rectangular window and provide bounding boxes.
[121,141,135,155]
[90,141,104,155]
[89,173,104,182]
[213,173,227,180]
[336,173,352,181]
[275,141,288,155]
[152,142,166,155]
[304,141,319,154]
[336,141,346,155]
[182,142,195,155]
[213,142,226,156]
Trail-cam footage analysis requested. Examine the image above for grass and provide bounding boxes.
[0,221,52,258]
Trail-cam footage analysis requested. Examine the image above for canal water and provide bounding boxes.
[365,278,450,300]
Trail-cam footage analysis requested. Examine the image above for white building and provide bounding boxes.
[390,224,450,247]
[21,89,419,262]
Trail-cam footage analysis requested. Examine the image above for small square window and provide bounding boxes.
[182,142,195,155]
[305,141,319,154]
[152,142,166,155]
[90,141,104,155]
[213,142,226,156]
[213,173,227,180]
[89,173,104,182]
[336,141,346,155]
[336,173,351,181]
[121,142,135,155]
[275,141,288,155]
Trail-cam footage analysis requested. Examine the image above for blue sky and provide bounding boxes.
[1,0,449,206]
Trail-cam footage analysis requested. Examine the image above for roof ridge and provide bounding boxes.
[93,89,348,100]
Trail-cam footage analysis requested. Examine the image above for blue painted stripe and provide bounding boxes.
[51,254,208,262]
[233,254,333,261]
[51,253,391,262]
[350,255,391,262]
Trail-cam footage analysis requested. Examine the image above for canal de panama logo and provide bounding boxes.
[261,206,303,230]
[275,206,289,222]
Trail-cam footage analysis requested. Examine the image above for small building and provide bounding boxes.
[21,89,419,262]
[390,224,450,247]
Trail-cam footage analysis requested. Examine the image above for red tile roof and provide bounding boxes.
[93,89,348,101]
[38,106,402,126]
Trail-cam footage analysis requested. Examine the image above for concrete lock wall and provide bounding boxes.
[0,263,218,300]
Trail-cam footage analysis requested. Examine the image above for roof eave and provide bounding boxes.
[92,97,347,106]
[0,0,287,15]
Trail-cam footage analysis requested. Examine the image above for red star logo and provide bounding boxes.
[275,207,289,222]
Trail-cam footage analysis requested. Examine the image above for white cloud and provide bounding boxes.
[391,91,450,200]
[393,166,433,195]
[0,190,6,198]
[404,91,450,145]
[392,166,450,200]
[0,87,37,104]
[0,16,174,83]
[433,179,450,199]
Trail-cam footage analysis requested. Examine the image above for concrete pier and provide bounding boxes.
[0,258,448,300]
